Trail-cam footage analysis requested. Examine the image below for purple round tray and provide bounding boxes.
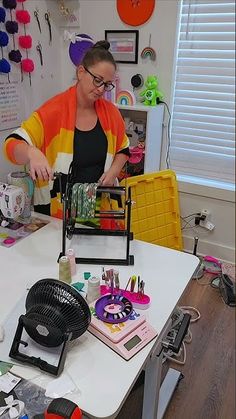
[69,34,94,66]
[95,294,133,324]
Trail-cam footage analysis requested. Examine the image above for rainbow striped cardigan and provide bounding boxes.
[4,85,129,218]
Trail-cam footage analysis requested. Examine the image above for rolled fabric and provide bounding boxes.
[19,34,32,49]
[9,49,22,62]
[0,31,9,47]
[0,7,6,23]
[2,0,17,9]
[5,20,18,34]
[0,58,11,73]
[21,58,34,73]
[16,9,30,24]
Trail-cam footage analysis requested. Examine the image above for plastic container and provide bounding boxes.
[86,276,100,304]
[59,256,71,284]
[66,248,77,276]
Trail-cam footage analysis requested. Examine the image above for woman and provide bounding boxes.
[3,40,129,218]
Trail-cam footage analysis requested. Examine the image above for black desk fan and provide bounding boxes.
[9,278,91,376]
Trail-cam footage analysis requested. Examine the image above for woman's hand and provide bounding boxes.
[99,170,117,186]
[27,146,54,181]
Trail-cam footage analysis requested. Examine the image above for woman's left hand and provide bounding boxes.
[99,170,117,186]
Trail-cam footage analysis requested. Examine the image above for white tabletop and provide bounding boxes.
[0,214,198,419]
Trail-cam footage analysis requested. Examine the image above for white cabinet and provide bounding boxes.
[117,104,164,174]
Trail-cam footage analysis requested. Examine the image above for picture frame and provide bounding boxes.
[105,30,139,64]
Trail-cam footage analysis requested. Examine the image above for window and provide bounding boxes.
[170,0,235,185]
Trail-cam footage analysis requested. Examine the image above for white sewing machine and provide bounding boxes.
[0,183,25,222]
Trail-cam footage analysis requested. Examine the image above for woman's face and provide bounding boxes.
[77,61,115,103]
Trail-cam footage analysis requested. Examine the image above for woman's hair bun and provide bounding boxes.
[93,40,110,50]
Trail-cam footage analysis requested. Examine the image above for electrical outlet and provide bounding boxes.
[200,209,210,219]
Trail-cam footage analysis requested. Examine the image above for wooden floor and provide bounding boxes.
[117,273,235,419]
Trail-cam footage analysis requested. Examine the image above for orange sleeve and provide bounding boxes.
[3,138,24,164]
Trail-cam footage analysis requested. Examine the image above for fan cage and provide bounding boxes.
[25,279,91,341]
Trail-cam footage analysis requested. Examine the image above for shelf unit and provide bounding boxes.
[117,104,164,174]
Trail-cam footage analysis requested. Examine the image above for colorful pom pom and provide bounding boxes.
[0,31,9,47]
[9,49,22,63]
[21,58,34,73]
[0,7,6,23]
[19,34,32,49]
[16,10,30,24]
[0,58,11,73]
[2,0,17,10]
[5,21,18,34]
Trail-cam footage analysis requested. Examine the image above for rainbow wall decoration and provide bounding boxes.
[141,46,156,61]
[116,90,136,106]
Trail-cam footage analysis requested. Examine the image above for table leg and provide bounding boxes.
[142,346,164,419]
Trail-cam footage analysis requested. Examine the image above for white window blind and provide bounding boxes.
[170,0,235,184]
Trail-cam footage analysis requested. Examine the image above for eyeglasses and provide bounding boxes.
[84,67,115,92]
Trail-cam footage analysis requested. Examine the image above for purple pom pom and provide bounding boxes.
[0,7,6,23]
[5,21,18,34]
[0,58,11,73]
[0,31,9,47]
[2,0,17,9]
[9,49,22,63]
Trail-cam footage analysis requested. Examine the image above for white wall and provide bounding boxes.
[0,0,65,181]
[62,0,179,105]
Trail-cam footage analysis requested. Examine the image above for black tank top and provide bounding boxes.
[72,119,107,183]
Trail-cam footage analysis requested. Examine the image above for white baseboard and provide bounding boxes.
[183,234,235,264]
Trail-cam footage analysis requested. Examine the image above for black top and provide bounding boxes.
[72,119,108,183]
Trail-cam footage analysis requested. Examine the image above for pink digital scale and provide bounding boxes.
[88,299,157,360]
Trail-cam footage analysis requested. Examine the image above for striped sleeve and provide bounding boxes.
[115,109,130,154]
[3,112,44,163]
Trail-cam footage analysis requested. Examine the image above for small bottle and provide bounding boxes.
[66,248,77,276]
[86,276,100,304]
[59,256,72,284]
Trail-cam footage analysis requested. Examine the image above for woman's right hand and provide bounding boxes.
[27,146,54,181]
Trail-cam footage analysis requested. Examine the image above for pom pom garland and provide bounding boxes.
[16,10,30,24]
[0,58,11,73]
[5,20,18,34]
[19,34,32,49]
[21,58,34,73]
[2,0,17,10]
[0,31,9,47]
[9,49,22,62]
[0,7,6,23]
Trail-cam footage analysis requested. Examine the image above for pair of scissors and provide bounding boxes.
[45,12,52,45]
[36,42,43,66]
[34,9,41,33]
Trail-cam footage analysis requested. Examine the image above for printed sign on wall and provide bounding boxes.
[0,79,25,131]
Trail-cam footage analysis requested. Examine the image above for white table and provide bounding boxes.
[0,215,198,419]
